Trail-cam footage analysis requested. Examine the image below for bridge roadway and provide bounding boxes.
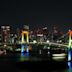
[0,42,68,47]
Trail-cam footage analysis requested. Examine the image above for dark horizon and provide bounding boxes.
[0,16,72,33]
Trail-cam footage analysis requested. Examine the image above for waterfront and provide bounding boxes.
[0,49,72,72]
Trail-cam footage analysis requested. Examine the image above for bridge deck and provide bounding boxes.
[0,42,68,47]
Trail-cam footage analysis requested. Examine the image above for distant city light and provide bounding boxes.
[58,45,61,47]
[37,34,43,37]
[52,56,65,60]
[59,40,62,43]
[43,27,47,30]
[52,53,66,57]
[46,40,50,43]
[39,50,42,54]
[48,47,50,49]
[4,44,7,47]
[48,51,50,54]
[1,26,5,29]
[0,24,71,61]
[33,40,37,43]
[6,26,10,29]
[57,40,59,43]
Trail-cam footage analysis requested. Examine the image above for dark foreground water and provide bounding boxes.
[0,52,72,72]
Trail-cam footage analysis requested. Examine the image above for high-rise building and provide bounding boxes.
[16,28,21,41]
[52,26,63,41]
[23,24,29,31]
[1,26,11,44]
[36,27,44,42]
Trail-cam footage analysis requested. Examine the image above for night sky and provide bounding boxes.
[0,2,72,33]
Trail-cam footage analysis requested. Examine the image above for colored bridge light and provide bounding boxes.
[68,62,71,69]
[21,44,24,53]
[67,31,72,51]
[26,45,29,53]
[68,50,71,61]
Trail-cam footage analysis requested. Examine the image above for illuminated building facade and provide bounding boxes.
[36,28,43,42]
[1,26,10,44]
[16,28,21,41]
[42,27,48,41]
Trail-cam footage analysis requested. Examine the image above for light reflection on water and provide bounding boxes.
[18,52,42,62]
[67,62,72,72]
[0,52,72,72]
[8,45,72,72]
[16,52,72,72]
[20,53,29,61]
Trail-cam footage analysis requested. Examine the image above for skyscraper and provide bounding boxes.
[23,24,29,31]
[1,26,11,44]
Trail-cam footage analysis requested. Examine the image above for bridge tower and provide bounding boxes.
[68,30,72,61]
[21,31,29,43]
[21,30,29,53]
[20,24,29,53]
[68,30,72,48]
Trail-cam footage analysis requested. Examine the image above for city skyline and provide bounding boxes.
[0,16,72,33]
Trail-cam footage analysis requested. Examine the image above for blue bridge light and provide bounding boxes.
[21,44,24,53]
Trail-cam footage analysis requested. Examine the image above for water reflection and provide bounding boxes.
[20,53,29,62]
[67,62,72,72]
[1,46,72,72]
[67,49,72,72]
[68,62,71,68]
[68,50,71,61]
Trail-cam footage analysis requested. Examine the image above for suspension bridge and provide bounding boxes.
[0,30,72,61]
[0,30,72,50]
[0,30,72,49]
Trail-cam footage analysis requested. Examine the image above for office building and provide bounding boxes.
[1,26,11,44]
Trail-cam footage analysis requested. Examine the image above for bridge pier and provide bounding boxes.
[21,44,24,53]
[68,49,71,61]
[68,47,72,62]
[21,44,29,53]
